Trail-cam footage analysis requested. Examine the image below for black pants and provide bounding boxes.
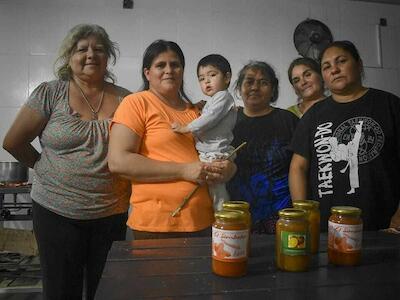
[32,201,127,300]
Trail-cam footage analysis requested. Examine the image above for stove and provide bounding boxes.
[0,183,32,221]
[0,184,42,296]
[0,252,42,295]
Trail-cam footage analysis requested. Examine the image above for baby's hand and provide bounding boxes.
[171,122,180,131]
[195,100,206,112]
[171,122,189,133]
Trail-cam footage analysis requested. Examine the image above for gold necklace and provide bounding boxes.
[74,81,105,120]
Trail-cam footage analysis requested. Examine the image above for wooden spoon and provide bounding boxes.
[171,142,247,217]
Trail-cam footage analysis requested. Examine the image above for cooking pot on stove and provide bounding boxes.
[0,162,28,184]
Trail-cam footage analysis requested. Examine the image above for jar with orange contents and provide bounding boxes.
[222,201,251,226]
[212,210,249,277]
[328,206,363,266]
[292,200,320,254]
[222,201,252,255]
[276,208,310,272]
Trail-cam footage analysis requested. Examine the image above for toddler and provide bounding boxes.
[172,54,237,211]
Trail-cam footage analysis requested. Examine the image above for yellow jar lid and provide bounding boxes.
[278,208,307,218]
[222,208,247,217]
[215,210,246,221]
[222,201,250,210]
[293,200,319,210]
[330,206,362,216]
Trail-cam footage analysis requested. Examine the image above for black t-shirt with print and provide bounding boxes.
[290,88,400,231]
[227,107,298,234]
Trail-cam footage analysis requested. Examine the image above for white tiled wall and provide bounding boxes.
[0,0,400,162]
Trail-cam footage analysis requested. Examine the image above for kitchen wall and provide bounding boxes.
[0,0,399,163]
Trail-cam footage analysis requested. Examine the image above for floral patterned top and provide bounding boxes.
[26,80,131,219]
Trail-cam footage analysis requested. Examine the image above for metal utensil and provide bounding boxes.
[171,142,247,217]
[0,162,28,184]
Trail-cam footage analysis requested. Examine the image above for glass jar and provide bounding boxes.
[276,208,310,272]
[222,201,251,226]
[212,210,249,277]
[292,200,320,254]
[222,201,252,255]
[328,206,363,266]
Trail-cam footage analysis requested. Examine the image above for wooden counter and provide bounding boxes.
[96,232,400,299]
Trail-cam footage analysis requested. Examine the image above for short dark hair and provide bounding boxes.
[234,61,279,103]
[319,40,364,77]
[287,57,321,85]
[197,54,232,77]
[140,39,191,103]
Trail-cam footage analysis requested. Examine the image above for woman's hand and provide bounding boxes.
[181,161,208,185]
[181,160,237,185]
[203,160,237,185]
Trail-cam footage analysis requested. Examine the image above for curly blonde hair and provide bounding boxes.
[54,24,118,82]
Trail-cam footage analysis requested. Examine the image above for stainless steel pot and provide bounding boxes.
[0,162,28,184]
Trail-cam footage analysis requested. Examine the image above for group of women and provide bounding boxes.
[2,23,400,299]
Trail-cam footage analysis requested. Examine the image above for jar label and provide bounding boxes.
[281,231,308,255]
[212,227,248,261]
[328,221,363,252]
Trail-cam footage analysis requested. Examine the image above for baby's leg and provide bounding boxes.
[209,183,230,211]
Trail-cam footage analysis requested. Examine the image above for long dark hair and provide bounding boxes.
[140,39,191,103]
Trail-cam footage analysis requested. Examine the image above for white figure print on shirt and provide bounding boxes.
[328,121,364,194]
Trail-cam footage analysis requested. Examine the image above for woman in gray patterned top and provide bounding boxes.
[3,24,131,300]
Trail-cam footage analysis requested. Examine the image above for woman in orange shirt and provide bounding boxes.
[108,40,236,239]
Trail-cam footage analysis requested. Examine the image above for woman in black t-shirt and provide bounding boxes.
[289,40,400,231]
[227,61,298,234]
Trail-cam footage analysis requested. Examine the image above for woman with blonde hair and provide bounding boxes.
[3,24,131,299]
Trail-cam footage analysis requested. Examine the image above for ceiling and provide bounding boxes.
[351,0,400,5]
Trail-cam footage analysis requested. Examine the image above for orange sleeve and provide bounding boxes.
[111,93,146,138]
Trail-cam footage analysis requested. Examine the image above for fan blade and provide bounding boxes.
[304,43,314,59]
[296,42,312,56]
[294,31,310,44]
[308,47,320,61]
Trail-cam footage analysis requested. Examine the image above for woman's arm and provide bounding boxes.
[289,153,310,200]
[3,106,47,168]
[108,123,208,183]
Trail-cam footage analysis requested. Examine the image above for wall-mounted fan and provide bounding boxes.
[293,19,333,61]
